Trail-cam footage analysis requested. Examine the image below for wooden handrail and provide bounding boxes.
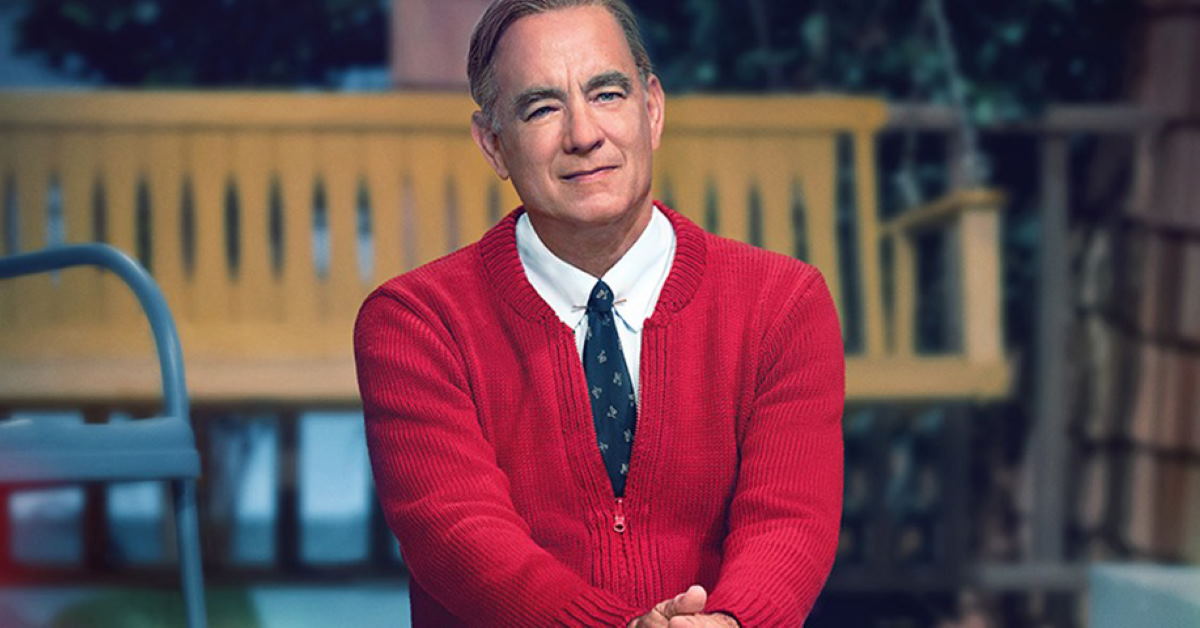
[881,188,1006,236]
[0,91,1009,404]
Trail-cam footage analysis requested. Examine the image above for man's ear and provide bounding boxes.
[471,111,510,180]
[644,74,666,151]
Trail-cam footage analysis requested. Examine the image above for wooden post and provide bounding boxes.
[1125,0,1200,561]
[892,234,917,356]
[82,407,111,572]
[370,494,398,569]
[0,486,11,577]
[944,404,971,582]
[276,410,301,572]
[1031,136,1070,562]
[958,196,1004,364]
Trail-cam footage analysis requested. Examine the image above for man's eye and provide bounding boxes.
[526,106,555,121]
[595,91,625,103]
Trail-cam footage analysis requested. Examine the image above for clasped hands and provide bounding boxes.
[627,585,740,628]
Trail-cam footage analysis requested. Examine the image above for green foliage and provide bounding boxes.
[632,0,1139,120]
[15,0,1138,112]
[15,0,387,86]
[51,588,259,628]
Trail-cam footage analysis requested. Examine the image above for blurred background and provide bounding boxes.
[0,0,1196,626]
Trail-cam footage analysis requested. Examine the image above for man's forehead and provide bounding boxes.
[491,5,638,89]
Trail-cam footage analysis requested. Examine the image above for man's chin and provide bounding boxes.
[571,202,647,229]
[567,191,651,222]
[523,191,650,230]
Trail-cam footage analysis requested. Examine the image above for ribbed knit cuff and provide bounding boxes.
[706,585,792,627]
[554,587,643,627]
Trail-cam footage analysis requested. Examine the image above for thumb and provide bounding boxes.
[665,585,707,617]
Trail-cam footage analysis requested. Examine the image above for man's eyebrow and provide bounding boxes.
[512,87,566,116]
[585,71,633,94]
[508,72,633,118]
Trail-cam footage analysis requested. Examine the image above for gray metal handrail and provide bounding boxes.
[0,243,205,628]
[0,243,188,421]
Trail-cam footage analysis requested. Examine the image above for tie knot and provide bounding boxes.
[587,281,614,313]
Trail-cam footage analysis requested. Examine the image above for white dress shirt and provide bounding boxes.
[516,205,676,402]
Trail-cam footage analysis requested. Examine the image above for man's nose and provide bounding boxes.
[563,105,604,154]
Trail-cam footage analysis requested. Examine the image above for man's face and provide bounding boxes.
[471,5,665,229]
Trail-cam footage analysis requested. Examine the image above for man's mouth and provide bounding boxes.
[561,166,617,181]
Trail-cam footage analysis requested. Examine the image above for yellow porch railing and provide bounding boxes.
[0,92,1008,404]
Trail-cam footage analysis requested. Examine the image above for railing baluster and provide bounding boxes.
[232,131,273,326]
[0,141,14,327]
[188,131,231,328]
[14,130,52,329]
[58,133,98,331]
[660,134,706,226]
[453,139,494,256]
[408,135,449,268]
[799,136,842,315]
[277,131,320,353]
[854,131,886,358]
[755,136,795,258]
[712,136,751,242]
[364,134,404,288]
[893,233,917,356]
[318,133,361,323]
[99,131,141,330]
[146,133,186,325]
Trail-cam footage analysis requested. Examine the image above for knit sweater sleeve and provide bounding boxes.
[354,291,643,627]
[704,269,845,626]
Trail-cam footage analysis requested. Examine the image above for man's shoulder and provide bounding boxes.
[360,244,485,316]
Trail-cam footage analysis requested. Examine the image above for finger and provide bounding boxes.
[633,611,671,628]
[651,598,673,618]
[667,615,713,628]
[672,615,732,628]
[632,608,672,628]
[662,585,707,618]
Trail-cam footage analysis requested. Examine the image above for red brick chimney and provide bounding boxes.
[391,0,492,89]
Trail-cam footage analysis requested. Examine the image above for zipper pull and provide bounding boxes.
[613,497,627,534]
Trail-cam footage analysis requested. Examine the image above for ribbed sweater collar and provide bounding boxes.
[477,201,706,326]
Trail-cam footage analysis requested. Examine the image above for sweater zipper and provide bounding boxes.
[613,497,627,534]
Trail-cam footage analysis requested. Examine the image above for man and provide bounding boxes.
[353,1,845,625]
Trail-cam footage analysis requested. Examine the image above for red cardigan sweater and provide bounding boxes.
[354,204,844,627]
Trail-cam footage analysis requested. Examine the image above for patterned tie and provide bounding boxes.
[583,280,637,497]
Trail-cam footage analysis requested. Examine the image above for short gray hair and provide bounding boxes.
[467,0,654,129]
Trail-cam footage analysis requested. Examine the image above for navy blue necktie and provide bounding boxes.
[583,280,637,497]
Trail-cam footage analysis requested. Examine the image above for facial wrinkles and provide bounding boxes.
[483,5,656,227]
[496,8,637,125]
[504,67,628,181]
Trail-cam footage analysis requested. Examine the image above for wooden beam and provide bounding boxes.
[844,357,1012,400]
[0,355,1013,404]
[887,103,1165,134]
[973,562,1088,591]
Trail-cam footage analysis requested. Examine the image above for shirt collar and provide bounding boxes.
[516,204,676,333]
